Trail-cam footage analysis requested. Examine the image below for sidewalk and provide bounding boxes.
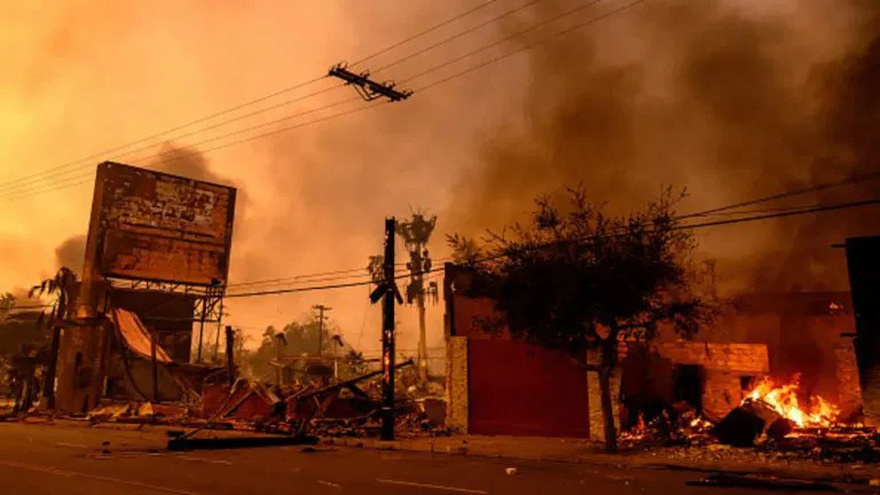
[322,434,880,485]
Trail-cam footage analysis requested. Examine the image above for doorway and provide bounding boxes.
[672,364,704,413]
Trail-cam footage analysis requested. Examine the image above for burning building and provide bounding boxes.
[443,261,866,442]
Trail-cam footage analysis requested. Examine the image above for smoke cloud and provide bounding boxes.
[54,235,85,275]
[3,0,879,354]
[448,0,880,296]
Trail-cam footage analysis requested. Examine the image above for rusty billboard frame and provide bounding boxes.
[56,162,237,412]
[83,161,237,287]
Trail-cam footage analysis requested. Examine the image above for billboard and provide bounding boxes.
[84,161,236,286]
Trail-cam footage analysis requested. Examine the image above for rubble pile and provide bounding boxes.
[305,399,451,439]
[72,358,451,441]
[756,426,880,463]
[618,406,716,450]
[621,415,880,464]
[620,376,880,465]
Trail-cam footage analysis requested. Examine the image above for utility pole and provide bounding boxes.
[397,212,438,389]
[225,326,235,386]
[274,331,285,387]
[370,218,402,440]
[328,63,413,102]
[312,305,331,357]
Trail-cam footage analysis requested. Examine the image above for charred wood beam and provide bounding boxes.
[292,359,414,401]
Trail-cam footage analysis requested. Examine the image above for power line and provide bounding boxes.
[0,175,95,204]
[677,197,880,232]
[222,196,880,299]
[680,171,880,219]
[0,1,505,195]
[373,0,543,74]
[0,0,625,202]
[401,0,606,85]
[3,83,343,191]
[225,278,374,298]
[0,97,368,201]
[116,84,339,163]
[687,204,830,217]
[226,268,412,290]
[0,75,328,194]
[148,100,385,170]
[350,0,503,66]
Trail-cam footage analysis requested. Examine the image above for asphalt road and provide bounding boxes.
[0,422,840,494]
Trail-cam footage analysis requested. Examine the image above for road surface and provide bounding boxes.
[0,421,837,494]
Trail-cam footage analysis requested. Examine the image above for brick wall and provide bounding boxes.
[702,371,750,420]
[652,342,770,374]
[619,341,770,421]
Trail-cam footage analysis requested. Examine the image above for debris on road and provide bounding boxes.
[686,473,838,492]
[167,434,319,451]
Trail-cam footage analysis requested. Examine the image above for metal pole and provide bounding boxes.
[150,331,159,403]
[225,326,235,386]
[381,217,397,441]
[275,332,283,387]
[318,306,324,357]
[312,305,331,358]
[213,298,224,363]
[196,296,208,363]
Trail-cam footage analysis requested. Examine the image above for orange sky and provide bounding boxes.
[0,0,529,360]
[0,0,873,363]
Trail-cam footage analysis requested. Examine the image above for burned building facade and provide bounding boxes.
[54,161,236,413]
[444,262,864,440]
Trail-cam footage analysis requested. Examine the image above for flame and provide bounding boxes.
[619,413,648,443]
[744,375,839,428]
[635,413,646,432]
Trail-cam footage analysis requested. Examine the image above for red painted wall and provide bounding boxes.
[446,266,591,438]
[468,338,590,437]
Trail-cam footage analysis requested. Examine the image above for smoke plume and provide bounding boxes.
[5,0,879,352]
[54,234,85,275]
[448,0,880,295]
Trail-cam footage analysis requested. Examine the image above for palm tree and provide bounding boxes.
[29,267,77,410]
[0,293,15,324]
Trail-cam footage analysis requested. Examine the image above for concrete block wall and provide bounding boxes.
[835,342,863,418]
[445,336,469,432]
[586,347,621,442]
